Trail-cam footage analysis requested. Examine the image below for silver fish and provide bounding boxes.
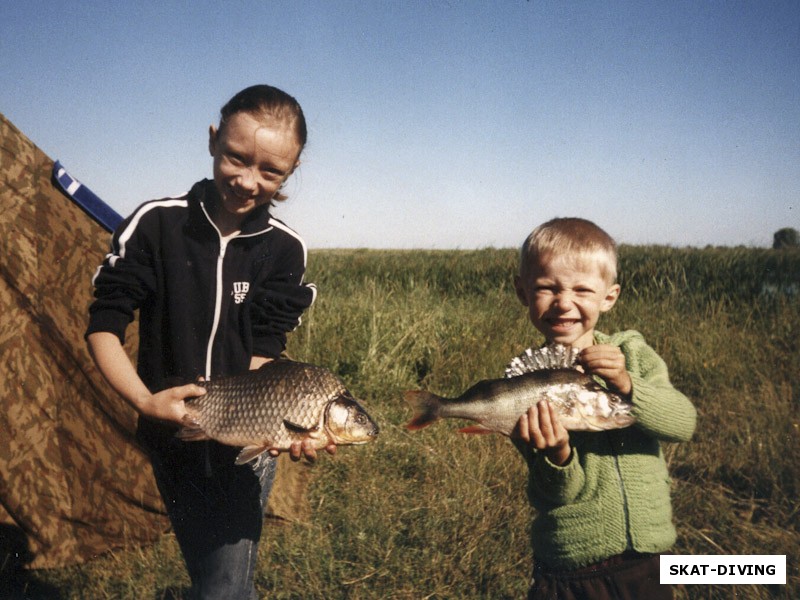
[177,360,379,464]
[405,344,635,434]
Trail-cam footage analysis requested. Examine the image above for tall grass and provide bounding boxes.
[16,246,800,599]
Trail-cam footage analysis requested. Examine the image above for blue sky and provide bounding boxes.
[2,1,798,248]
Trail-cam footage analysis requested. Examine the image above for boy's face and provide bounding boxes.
[208,111,301,224]
[514,254,620,349]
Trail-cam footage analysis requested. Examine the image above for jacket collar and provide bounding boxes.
[190,179,274,237]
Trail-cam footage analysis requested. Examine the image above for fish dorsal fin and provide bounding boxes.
[504,344,580,378]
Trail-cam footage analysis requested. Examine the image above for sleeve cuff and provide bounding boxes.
[529,447,585,504]
[251,335,286,360]
[85,310,131,344]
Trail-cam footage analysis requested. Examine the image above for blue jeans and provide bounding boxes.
[148,438,277,600]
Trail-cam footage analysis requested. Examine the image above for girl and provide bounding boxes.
[86,85,332,599]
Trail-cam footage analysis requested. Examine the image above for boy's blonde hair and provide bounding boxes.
[519,217,618,284]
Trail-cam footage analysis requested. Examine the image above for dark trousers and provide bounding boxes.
[148,438,276,600]
[528,552,673,600]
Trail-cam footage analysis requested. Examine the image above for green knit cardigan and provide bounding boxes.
[522,330,697,570]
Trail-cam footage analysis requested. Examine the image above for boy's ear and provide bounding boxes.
[513,275,530,307]
[601,283,621,312]
[208,125,218,156]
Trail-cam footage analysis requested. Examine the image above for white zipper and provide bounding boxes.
[199,200,275,379]
[205,237,228,379]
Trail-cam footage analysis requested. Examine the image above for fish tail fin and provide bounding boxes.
[174,414,210,442]
[404,390,444,430]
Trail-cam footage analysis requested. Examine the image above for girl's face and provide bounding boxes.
[208,111,301,229]
[514,254,620,349]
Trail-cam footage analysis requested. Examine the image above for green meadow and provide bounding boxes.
[18,247,800,599]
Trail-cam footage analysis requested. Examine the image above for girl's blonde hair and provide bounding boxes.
[218,84,307,203]
[520,217,618,283]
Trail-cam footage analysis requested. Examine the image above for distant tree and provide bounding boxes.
[773,227,800,249]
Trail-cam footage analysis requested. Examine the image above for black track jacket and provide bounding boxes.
[86,179,316,394]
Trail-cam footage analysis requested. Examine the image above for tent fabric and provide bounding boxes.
[0,113,311,570]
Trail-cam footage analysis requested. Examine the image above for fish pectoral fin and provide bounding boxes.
[458,425,495,435]
[174,415,209,441]
[283,419,320,434]
[235,445,271,465]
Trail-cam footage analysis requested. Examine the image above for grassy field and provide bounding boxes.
[12,246,800,599]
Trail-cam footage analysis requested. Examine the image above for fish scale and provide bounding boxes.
[197,364,342,440]
[177,360,379,464]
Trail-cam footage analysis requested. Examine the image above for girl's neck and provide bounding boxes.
[212,209,244,238]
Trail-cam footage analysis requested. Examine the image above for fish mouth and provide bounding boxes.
[345,426,380,443]
[334,433,378,445]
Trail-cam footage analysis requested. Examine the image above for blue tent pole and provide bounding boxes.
[53,161,123,232]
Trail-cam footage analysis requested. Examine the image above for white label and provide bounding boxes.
[660,555,786,585]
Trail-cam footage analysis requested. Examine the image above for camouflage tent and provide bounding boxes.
[0,113,310,570]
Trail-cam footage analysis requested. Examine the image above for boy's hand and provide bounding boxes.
[579,345,632,396]
[514,401,571,466]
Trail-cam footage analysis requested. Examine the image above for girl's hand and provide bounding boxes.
[579,344,632,396]
[139,383,206,425]
[514,401,571,466]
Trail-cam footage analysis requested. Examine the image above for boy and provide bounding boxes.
[511,217,696,600]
